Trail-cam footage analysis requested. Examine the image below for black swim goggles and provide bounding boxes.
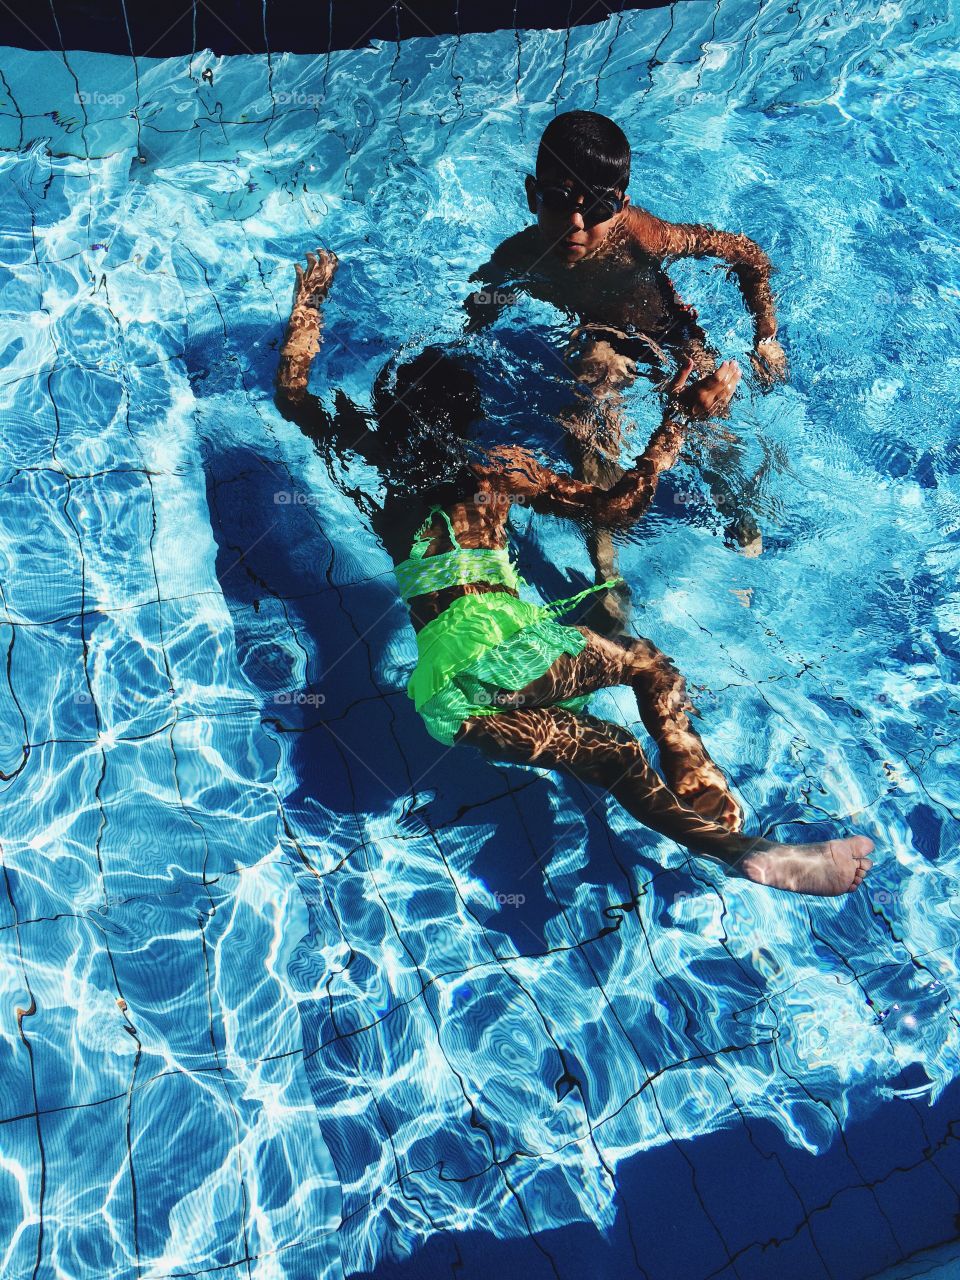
[532,179,626,226]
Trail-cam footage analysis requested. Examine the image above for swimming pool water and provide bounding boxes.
[1,2,959,1277]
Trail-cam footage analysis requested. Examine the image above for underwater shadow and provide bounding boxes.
[345,1071,960,1280]
[200,433,676,950]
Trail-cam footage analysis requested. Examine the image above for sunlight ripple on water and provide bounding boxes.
[0,2,958,1276]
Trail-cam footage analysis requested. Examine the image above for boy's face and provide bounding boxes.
[525,172,628,265]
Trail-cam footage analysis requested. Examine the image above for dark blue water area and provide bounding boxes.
[346,1075,960,1280]
[0,0,672,56]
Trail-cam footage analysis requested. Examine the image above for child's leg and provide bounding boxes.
[624,635,744,831]
[493,628,742,832]
[559,334,636,636]
[460,704,752,858]
[564,442,632,635]
[458,706,874,896]
[667,332,763,555]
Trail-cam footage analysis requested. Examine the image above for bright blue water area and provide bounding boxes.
[0,2,959,1277]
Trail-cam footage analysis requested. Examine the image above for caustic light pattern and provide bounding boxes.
[0,2,959,1278]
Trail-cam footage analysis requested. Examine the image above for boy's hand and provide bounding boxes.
[670,358,741,420]
[749,336,788,389]
[293,249,338,311]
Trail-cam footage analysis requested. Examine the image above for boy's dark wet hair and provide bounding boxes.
[536,110,631,192]
[372,346,482,497]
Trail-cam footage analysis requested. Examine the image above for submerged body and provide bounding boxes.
[275,249,874,898]
[467,111,791,605]
[468,207,778,374]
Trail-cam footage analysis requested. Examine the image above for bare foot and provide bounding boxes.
[724,514,763,557]
[738,836,875,896]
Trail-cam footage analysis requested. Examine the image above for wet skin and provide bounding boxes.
[275,250,875,896]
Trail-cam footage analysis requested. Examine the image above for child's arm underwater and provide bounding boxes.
[477,360,740,525]
[634,209,788,389]
[276,250,336,408]
[275,250,380,464]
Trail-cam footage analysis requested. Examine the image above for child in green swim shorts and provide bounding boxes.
[273,248,875,898]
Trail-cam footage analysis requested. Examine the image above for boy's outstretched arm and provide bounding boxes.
[464,262,515,333]
[463,231,532,332]
[638,211,788,388]
[480,418,685,526]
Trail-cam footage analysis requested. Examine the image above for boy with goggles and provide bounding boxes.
[467,109,787,385]
[531,180,627,227]
[466,111,788,617]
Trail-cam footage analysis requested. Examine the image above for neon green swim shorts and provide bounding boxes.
[407,591,594,746]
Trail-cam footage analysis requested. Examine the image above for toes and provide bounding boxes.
[849,856,874,891]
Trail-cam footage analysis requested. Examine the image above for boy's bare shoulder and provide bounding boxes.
[488,225,541,271]
[469,227,538,284]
